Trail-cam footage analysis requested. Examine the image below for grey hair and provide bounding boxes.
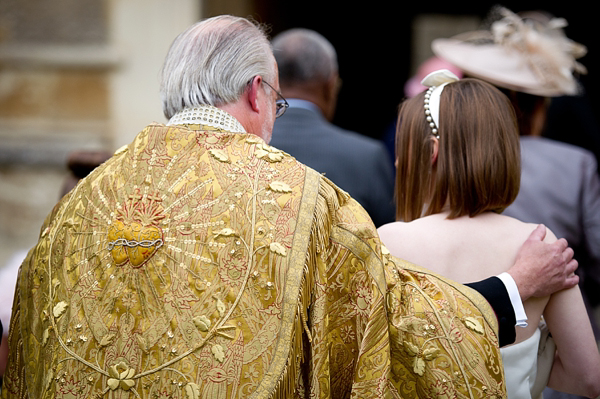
[160,15,275,119]
[272,28,338,86]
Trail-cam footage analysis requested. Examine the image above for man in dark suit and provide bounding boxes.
[269,28,395,227]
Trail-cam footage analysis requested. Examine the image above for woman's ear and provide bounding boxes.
[430,136,439,165]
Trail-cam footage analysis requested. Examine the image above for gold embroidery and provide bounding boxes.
[268,181,292,193]
[193,315,211,332]
[464,316,485,334]
[268,242,287,256]
[1,122,506,398]
[107,362,135,391]
[184,382,200,399]
[52,302,68,318]
[107,220,164,267]
[209,148,230,163]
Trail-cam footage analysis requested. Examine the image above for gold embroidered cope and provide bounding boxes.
[1,107,506,398]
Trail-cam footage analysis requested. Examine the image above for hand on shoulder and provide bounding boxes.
[508,224,578,300]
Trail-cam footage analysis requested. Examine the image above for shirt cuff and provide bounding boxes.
[497,272,528,327]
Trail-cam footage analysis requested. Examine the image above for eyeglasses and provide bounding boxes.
[262,80,289,118]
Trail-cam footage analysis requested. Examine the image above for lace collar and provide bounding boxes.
[166,105,246,133]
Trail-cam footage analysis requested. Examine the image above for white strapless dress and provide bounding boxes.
[500,327,545,399]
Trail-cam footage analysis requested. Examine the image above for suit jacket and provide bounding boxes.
[504,137,600,305]
[270,102,395,227]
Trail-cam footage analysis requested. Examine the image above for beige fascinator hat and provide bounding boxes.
[432,7,588,97]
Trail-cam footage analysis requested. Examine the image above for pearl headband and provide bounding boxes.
[421,69,460,139]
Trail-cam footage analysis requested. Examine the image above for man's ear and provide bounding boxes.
[247,76,262,113]
[430,136,439,165]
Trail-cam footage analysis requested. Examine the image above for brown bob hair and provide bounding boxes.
[395,78,521,222]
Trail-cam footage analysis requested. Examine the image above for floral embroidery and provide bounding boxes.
[3,121,505,399]
[107,362,136,391]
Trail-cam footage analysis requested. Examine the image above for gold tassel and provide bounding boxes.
[310,176,348,255]
[270,175,348,399]
[269,175,348,399]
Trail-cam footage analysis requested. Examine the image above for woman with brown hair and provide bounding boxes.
[377,69,600,398]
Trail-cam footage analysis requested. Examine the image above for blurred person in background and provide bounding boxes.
[269,28,395,227]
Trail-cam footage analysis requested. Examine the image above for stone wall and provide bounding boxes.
[0,0,201,273]
[0,0,112,267]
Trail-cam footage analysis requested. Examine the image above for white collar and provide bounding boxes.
[166,104,246,133]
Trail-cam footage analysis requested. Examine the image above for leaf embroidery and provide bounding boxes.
[269,181,292,193]
[45,369,54,390]
[209,149,230,163]
[403,340,437,376]
[185,382,201,399]
[422,347,440,361]
[245,136,262,144]
[107,379,119,391]
[266,152,284,162]
[213,228,237,239]
[212,344,225,362]
[136,335,148,352]
[256,149,284,163]
[216,298,226,317]
[464,317,484,334]
[53,301,68,318]
[255,149,269,158]
[193,315,211,332]
[403,340,419,357]
[413,357,426,376]
[269,242,287,257]
[100,333,116,347]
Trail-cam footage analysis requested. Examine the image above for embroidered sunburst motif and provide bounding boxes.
[30,125,313,399]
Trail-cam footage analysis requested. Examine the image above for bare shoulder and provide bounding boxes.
[377,217,444,264]
[378,220,426,252]
[377,221,411,251]
[490,214,557,245]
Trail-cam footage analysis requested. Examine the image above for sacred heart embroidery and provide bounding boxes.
[108,219,164,268]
